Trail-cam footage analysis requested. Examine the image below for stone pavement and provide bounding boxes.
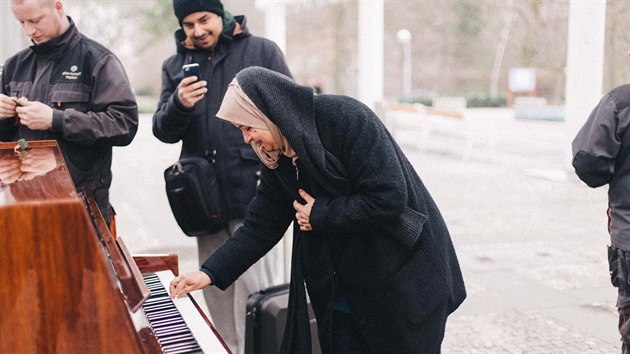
[111,109,620,353]
[396,108,619,353]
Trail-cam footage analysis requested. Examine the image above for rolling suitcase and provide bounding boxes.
[245,283,321,354]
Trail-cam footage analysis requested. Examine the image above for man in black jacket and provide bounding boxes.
[0,0,138,225]
[573,84,630,354]
[152,1,291,352]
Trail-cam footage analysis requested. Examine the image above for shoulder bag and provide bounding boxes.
[164,151,227,236]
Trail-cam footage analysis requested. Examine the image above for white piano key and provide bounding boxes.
[154,271,230,354]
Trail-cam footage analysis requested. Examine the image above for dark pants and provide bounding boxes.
[332,311,371,354]
[608,245,630,353]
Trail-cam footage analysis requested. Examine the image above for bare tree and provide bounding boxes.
[490,0,513,99]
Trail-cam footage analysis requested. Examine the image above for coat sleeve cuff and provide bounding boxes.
[173,90,195,113]
[51,109,65,133]
[201,266,220,288]
[0,117,16,130]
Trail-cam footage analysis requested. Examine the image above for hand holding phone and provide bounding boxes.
[179,63,206,109]
[183,63,200,81]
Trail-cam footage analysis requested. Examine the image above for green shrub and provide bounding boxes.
[136,95,159,114]
[465,94,506,108]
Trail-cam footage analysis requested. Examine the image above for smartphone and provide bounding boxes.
[182,63,200,81]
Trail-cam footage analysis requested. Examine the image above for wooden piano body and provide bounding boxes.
[0,140,230,354]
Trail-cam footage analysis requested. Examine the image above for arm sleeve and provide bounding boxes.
[572,93,628,188]
[152,61,194,143]
[200,169,294,290]
[263,41,292,79]
[309,105,409,235]
[0,119,17,142]
[50,54,138,146]
[0,64,17,141]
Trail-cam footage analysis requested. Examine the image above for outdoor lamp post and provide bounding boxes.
[396,29,412,99]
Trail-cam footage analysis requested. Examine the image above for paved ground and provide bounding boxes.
[111,109,620,353]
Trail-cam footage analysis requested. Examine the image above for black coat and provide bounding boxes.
[152,16,291,220]
[572,84,630,250]
[0,18,138,221]
[202,67,466,353]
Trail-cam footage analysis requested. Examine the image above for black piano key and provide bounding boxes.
[141,272,205,354]
[150,317,186,328]
[159,332,196,344]
[146,309,180,320]
[162,341,202,353]
[168,348,204,354]
[153,324,190,337]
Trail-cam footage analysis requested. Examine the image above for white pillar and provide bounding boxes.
[254,0,290,283]
[563,0,606,174]
[565,0,606,134]
[1,2,25,64]
[357,0,384,109]
[254,0,287,55]
[396,29,412,98]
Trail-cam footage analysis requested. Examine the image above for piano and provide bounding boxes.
[0,140,231,354]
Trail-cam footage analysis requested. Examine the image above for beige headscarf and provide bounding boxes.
[216,79,297,169]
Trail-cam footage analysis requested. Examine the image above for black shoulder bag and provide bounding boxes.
[164,104,228,236]
[164,151,227,236]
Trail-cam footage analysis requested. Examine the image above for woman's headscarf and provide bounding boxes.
[216,79,296,169]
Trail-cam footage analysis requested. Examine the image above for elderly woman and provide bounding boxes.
[170,67,466,354]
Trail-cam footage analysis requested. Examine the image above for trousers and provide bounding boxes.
[197,219,285,354]
[608,245,630,353]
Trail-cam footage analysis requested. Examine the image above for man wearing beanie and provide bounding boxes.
[152,1,292,353]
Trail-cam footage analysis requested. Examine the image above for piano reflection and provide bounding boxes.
[0,140,231,354]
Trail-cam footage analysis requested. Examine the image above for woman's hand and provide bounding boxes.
[293,189,315,232]
[169,271,211,298]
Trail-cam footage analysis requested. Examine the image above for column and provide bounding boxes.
[255,0,287,55]
[357,0,384,109]
[565,0,606,139]
[1,2,25,64]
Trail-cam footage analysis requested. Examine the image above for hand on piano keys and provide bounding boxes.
[170,271,212,298]
[144,271,230,353]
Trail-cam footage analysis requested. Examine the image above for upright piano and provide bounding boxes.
[0,140,231,354]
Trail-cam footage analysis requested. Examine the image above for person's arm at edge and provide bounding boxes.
[152,59,195,144]
[572,92,625,188]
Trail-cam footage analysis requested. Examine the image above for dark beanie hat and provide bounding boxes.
[173,0,224,24]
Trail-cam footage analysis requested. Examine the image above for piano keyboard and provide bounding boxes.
[142,271,230,354]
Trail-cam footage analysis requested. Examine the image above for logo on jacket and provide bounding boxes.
[62,65,81,80]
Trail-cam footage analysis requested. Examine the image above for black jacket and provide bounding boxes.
[152,15,291,221]
[572,84,630,250]
[0,18,139,221]
[202,67,466,353]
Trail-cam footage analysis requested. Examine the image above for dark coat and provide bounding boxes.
[202,68,466,353]
[572,84,630,250]
[0,18,139,221]
[152,15,292,221]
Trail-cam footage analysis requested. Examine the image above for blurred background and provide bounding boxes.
[2,0,629,110]
[1,0,629,352]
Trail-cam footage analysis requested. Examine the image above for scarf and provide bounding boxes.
[216,79,297,169]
